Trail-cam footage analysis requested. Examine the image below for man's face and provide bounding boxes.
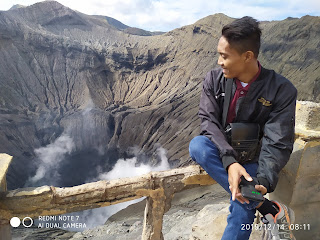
[217,36,246,79]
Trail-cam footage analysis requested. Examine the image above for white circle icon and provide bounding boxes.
[10,217,21,227]
[22,217,33,228]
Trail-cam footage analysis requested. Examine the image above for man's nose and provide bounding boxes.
[218,56,223,67]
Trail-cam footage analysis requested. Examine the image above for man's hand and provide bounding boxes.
[227,162,253,202]
[255,184,267,195]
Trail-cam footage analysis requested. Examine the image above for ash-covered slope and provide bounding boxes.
[0,1,319,189]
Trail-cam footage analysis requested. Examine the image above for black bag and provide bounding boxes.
[225,123,260,164]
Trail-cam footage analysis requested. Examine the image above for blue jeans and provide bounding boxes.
[189,136,260,240]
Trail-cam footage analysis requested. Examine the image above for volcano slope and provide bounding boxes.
[0,1,319,189]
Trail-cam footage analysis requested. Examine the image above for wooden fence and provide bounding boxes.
[0,154,215,240]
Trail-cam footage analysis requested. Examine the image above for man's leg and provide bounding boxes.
[189,136,259,240]
[189,136,230,192]
[223,162,259,240]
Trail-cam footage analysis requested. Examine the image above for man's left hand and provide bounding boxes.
[254,184,267,195]
[235,184,268,204]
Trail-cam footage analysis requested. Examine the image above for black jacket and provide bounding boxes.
[199,66,297,192]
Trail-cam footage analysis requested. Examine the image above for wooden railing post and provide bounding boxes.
[0,154,13,240]
[139,168,215,239]
[142,192,166,240]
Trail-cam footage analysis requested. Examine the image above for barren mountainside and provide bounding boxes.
[0,1,319,189]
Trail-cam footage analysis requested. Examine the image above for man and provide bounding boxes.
[189,16,297,240]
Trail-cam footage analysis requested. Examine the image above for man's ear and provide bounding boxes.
[244,51,255,62]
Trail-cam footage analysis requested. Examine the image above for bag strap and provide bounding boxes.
[222,77,233,128]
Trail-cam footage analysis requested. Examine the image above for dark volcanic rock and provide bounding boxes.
[0,1,319,189]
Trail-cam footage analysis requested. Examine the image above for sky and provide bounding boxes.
[0,0,319,31]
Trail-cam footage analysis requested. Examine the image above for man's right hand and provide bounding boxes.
[227,162,253,203]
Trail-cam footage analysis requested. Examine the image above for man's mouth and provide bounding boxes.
[222,68,228,74]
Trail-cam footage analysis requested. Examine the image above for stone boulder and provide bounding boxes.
[270,101,320,240]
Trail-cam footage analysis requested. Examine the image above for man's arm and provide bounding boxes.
[199,70,237,168]
[199,70,255,201]
[257,80,297,193]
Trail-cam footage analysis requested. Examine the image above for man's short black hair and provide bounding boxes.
[222,16,261,58]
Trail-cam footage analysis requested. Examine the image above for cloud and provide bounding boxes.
[0,0,319,32]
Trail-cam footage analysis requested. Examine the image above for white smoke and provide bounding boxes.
[27,97,171,231]
[81,98,95,116]
[30,138,172,231]
[71,198,144,231]
[80,98,106,156]
[99,147,170,180]
[28,134,75,185]
[67,146,171,231]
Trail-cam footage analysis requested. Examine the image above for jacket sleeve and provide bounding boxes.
[257,82,297,193]
[199,70,237,169]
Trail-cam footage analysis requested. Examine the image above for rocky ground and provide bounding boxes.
[11,184,267,239]
[73,184,266,240]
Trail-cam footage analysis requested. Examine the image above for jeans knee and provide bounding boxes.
[189,136,206,158]
[189,136,218,165]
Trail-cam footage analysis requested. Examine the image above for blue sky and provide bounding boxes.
[1,0,319,31]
